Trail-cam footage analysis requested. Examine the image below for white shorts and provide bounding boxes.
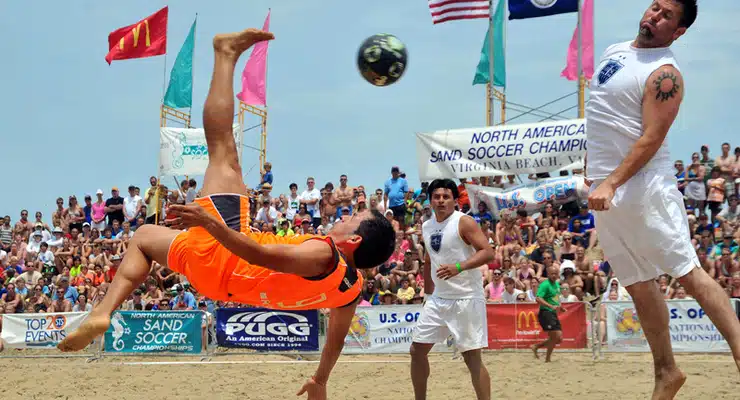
[591,170,699,287]
[412,296,487,352]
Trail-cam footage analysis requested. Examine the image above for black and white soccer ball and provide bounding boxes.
[357,34,408,87]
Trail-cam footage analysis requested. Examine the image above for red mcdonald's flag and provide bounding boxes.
[105,6,168,65]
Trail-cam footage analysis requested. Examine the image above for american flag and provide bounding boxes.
[428,0,491,24]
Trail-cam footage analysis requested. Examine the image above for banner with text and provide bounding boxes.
[606,300,731,352]
[159,123,242,176]
[466,175,587,216]
[416,119,585,181]
[486,303,588,350]
[215,308,320,352]
[103,311,202,354]
[343,305,453,354]
[1,312,90,349]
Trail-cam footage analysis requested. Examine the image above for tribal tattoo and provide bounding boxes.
[654,71,680,102]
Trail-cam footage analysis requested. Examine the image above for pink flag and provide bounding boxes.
[237,10,270,105]
[561,0,594,81]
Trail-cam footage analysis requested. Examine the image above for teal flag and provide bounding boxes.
[164,18,196,109]
[473,0,506,87]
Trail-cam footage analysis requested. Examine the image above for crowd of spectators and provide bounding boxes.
[1,143,739,350]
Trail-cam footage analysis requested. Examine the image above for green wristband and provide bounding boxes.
[455,263,462,272]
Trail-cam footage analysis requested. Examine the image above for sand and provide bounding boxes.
[0,351,737,399]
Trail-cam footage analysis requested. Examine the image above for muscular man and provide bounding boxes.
[410,179,495,400]
[58,28,396,400]
[585,1,740,398]
[334,174,354,219]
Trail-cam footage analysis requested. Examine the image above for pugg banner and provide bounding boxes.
[159,123,242,176]
[1,312,89,349]
[103,311,202,354]
[466,175,588,215]
[416,119,585,181]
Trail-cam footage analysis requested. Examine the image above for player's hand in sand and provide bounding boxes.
[167,203,216,230]
[296,378,326,400]
[587,182,615,211]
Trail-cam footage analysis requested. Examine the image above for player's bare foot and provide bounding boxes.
[531,344,539,359]
[213,28,274,59]
[57,314,111,352]
[651,368,686,400]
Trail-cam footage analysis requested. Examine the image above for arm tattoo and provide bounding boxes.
[654,71,680,102]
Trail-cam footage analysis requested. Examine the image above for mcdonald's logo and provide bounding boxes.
[517,311,539,329]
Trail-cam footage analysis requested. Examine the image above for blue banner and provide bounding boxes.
[104,311,202,354]
[216,308,320,351]
[508,0,578,20]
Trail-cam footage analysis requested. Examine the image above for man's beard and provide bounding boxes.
[639,26,654,39]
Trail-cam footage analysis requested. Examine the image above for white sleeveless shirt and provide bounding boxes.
[422,211,483,300]
[586,41,680,180]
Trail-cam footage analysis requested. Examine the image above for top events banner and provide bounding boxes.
[416,119,585,181]
[159,124,242,177]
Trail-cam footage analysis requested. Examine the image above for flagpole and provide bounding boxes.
[189,14,197,128]
[500,0,507,125]
[577,0,585,119]
[487,0,495,126]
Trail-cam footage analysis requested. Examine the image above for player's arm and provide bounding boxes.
[313,300,359,386]
[599,65,684,192]
[457,215,495,271]
[423,250,434,295]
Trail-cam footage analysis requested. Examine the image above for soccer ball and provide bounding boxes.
[357,34,408,87]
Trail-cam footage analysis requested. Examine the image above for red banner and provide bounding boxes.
[105,6,168,64]
[486,302,587,349]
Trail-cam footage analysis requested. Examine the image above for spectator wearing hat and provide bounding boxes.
[255,198,278,226]
[172,284,196,310]
[560,260,584,300]
[123,289,147,310]
[276,219,294,237]
[105,187,124,227]
[31,222,51,243]
[82,194,93,225]
[384,166,408,227]
[52,276,79,304]
[90,189,107,231]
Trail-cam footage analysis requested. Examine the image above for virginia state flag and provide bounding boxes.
[508,0,578,20]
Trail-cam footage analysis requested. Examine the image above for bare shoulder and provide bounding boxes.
[263,239,334,276]
[645,65,684,103]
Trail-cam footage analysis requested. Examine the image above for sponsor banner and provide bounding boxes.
[104,311,202,354]
[606,300,731,352]
[416,119,585,181]
[216,308,320,352]
[159,123,242,176]
[466,175,587,216]
[486,303,587,350]
[1,312,89,349]
[343,305,452,354]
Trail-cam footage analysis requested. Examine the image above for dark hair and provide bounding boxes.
[289,183,297,190]
[352,210,396,269]
[426,179,459,199]
[675,0,697,29]
[516,209,527,217]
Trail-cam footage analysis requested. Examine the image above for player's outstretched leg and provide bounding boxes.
[200,28,274,197]
[58,225,179,352]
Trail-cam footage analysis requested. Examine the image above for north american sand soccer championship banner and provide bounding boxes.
[159,123,242,177]
[606,300,732,353]
[416,119,586,181]
[466,175,587,215]
[103,311,202,354]
[215,308,320,352]
[486,303,588,350]
[0,312,90,349]
[343,305,452,354]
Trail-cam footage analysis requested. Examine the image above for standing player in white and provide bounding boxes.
[410,179,495,400]
[586,1,740,399]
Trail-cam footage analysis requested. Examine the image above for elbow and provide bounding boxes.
[481,247,495,264]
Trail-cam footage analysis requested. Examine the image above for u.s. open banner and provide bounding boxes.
[343,305,453,354]
[159,123,242,176]
[215,308,320,352]
[605,300,731,353]
[486,303,588,350]
[103,311,202,354]
[416,119,586,181]
[466,175,588,215]
[1,312,90,349]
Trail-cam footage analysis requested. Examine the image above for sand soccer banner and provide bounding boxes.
[0,312,89,349]
[485,303,587,350]
[416,119,585,181]
[159,123,242,176]
[342,305,453,354]
[215,308,320,352]
[103,311,202,354]
[605,300,731,353]
[466,176,588,215]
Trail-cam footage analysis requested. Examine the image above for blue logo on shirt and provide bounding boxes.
[597,59,624,86]
[430,232,443,252]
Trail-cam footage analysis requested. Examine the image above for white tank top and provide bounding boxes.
[586,41,680,180]
[422,210,483,300]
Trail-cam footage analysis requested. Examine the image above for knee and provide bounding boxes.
[409,343,428,359]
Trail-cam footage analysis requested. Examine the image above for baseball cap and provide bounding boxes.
[96,189,103,195]
[391,166,400,173]
[84,194,92,199]
[111,187,119,192]
[82,222,90,227]
[52,226,63,234]
[341,207,350,212]
[111,254,122,261]
[133,289,142,296]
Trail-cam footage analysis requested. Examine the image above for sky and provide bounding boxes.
[1,0,738,219]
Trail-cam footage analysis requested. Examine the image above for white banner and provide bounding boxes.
[1,312,89,349]
[416,119,585,181]
[159,124,242,176]
[466,176,588,216]
[342,305,452,354]
[605,300,731,353]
